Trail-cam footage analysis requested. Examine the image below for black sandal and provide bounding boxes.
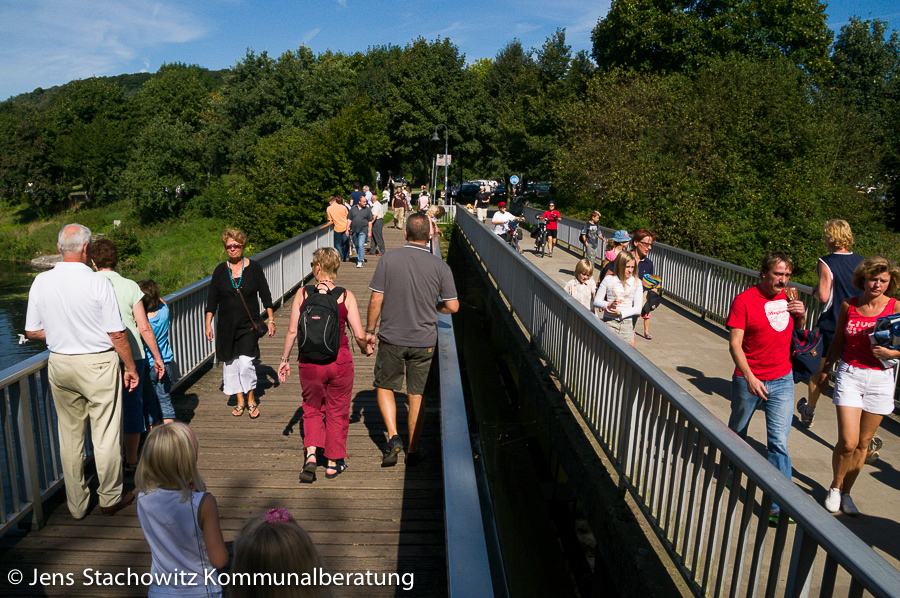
[299,454,317,483]
[325,460,347,479]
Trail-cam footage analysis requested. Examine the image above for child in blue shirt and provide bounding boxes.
[140,280,176,426]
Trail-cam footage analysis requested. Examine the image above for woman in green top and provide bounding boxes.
[92,239,165,470]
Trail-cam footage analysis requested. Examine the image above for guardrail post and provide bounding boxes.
[617,368,638,496]
[11,380,44,529]
[784,528,817,598]
[701,261,711,320]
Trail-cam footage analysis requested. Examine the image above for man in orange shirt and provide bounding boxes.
[326,196,350,261]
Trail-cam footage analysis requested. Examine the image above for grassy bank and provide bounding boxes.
[0,199,232,295]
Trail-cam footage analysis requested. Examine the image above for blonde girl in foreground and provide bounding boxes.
[593,251,643,346]
[231,509,334,598]
[136,422,228,597]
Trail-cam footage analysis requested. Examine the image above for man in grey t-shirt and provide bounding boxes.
[366,212,459,466]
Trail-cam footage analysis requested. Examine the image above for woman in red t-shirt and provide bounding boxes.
[812,256,900,516]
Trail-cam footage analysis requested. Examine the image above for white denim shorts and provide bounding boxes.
[832,361,896,415]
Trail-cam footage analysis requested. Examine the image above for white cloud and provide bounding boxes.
[302,28,322,44]
[0,0,209,99]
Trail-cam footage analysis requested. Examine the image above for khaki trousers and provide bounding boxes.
[48,351,123,518]
[393,207,406,229]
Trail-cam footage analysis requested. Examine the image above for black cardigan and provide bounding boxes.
[205,259,274,362]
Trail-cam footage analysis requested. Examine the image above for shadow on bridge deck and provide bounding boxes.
[512,230,900,572]
[0,225,446,597]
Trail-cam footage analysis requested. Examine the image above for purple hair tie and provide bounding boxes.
[265,508,292,524]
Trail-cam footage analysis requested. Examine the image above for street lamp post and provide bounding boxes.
[431,124,449,205]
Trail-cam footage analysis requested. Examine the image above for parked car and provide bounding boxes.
[455,183,481,201]
[523,182,551,198]
[493,184,508,202]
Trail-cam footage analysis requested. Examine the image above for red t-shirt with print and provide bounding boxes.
[842,296,897,370]
[727,285,793,380]
[541,210,560,230]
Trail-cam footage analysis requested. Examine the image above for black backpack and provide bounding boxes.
[298,284,344,362]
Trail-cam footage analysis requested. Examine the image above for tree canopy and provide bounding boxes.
[1,16,898,276]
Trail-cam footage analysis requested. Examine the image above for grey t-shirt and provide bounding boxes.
[368,243,458,347]
[348,206,374,233]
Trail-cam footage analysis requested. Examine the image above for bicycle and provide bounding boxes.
[508,221,523,254]
[533,220,548,257]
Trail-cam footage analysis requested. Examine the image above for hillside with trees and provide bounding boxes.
[1,4,898,284]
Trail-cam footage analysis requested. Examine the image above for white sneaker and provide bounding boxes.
[841,494,859,516]
[824,487,841,513]
[356,262,363,268]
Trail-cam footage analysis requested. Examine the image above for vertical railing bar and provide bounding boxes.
[681,432,707,568]
[747,493,774,598]
[690,442,718,579]
[764,510,791,598]
[784,527,817,598]
[728,474,754,598]
[714,464,742,598]
[818,556,838,598]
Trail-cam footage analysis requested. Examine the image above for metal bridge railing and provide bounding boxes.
[521,207,822,329]
[430,234,498,598]
[0,223,332,536]
[458,208,900,598]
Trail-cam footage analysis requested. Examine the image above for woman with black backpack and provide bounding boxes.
[277,248,371,483]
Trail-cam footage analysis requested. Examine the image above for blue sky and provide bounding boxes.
[0,0,897,102]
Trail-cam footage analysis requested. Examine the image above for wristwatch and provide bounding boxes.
[365,329,376,335]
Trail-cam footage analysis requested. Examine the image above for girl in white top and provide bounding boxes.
[231,509,334,598]
[564,259,598,317]
[593,251,642,346]
[137,423,228,597]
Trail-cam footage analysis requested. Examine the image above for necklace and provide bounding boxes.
[229,259,244,289]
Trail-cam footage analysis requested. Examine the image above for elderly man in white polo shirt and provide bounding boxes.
[25,223,140,519]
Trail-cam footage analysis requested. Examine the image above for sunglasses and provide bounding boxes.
[225,244,243,250]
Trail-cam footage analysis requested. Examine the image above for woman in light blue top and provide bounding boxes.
[140,280,176,426]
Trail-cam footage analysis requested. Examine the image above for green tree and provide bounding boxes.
[358,38,483,183]
[134,63,214,125]
[123,117,207,222]
[555,56,880,278]
[829,18,900,225]
[591,0,833,79]
[229,98,390,247]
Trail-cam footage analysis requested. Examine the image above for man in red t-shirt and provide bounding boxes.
[726,252,806,521]
[539,200,561,257]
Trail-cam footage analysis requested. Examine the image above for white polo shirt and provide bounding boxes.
[25,262,125,354]
[370,199,385,220]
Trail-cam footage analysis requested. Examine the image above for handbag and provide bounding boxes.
[236,286,269,339]
[790,329,822,383]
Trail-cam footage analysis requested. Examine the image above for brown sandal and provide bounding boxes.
[232,405,245,417]
[248,404,260,419]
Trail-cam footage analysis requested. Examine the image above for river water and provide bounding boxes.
[0,263,48,373]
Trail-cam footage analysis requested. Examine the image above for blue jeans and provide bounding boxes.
[333,231,349,261]
[123,358,146,434]
[354,231,367,265]
[728,372,794,511]
[143,361,175,426]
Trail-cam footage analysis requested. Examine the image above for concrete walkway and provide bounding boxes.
[509,230,900,572]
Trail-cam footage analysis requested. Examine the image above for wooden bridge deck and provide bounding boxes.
[0,225,447,597]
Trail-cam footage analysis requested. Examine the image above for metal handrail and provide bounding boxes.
[521,207,823,329]
[458,208,900,597]
[431,234,498,597]
[0,223,332,536]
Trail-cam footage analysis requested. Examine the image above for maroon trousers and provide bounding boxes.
[298,349,354,460]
